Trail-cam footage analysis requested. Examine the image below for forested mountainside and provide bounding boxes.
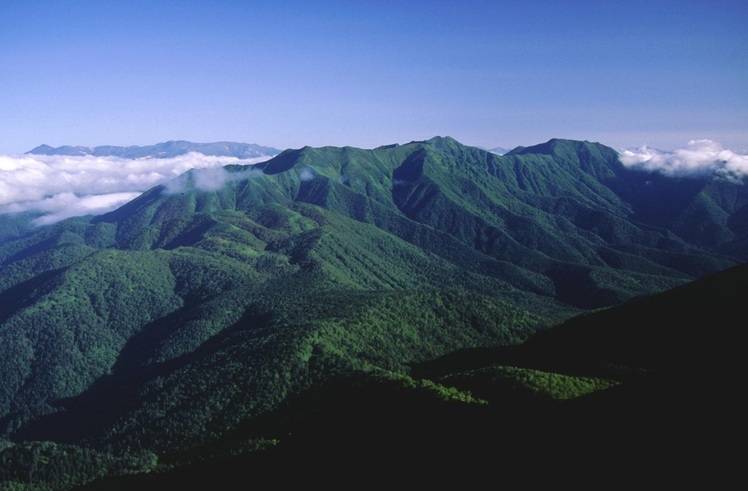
[64,262,745,489]
[1,136,745,489]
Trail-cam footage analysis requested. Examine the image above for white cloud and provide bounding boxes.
[619,140,748,182]
[163,166,265,194]
[0,153,272,225]
[299,166,316,181]
[7,192,143,226]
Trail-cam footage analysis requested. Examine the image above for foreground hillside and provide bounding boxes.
[64,261,748,488]
[0,136,746,489]
[65,265,748,489]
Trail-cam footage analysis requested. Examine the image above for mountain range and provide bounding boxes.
[26,141,280,159]
[0,136,745,489]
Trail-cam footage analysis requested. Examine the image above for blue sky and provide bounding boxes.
[1,0,746,154]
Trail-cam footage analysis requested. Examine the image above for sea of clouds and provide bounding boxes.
[0,152,271,226]
[619,139,748,182]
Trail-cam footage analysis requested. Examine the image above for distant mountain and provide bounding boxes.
[1,136,746,489]
[487,146,511,155]
[26,140,281,159]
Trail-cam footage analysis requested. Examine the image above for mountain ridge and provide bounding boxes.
[25,141,281,159]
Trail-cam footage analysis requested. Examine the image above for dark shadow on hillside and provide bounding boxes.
[0,268,64,324]
[72,365,732,490]
[12,308,275,444]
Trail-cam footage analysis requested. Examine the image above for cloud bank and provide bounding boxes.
[619,140,748,182]
[0,153,271,226]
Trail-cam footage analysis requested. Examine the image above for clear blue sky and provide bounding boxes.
[1,0,746,154]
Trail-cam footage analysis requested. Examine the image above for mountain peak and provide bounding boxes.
[506,138,606,157]
[26,144,92,156]
[425,135,460,145]
[27,144,55,154]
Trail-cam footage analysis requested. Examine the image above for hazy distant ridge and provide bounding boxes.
[27,140,281,159]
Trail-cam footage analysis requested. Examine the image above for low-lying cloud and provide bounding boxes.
[299,166,316,181]
[3,192,142,226]
[163,166,264,194]
[619,140,748,182]
[0,152,271,226]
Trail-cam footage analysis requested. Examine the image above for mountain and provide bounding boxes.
[1,136,746,488]
[487,145,511,155]
[26,141,281,159]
